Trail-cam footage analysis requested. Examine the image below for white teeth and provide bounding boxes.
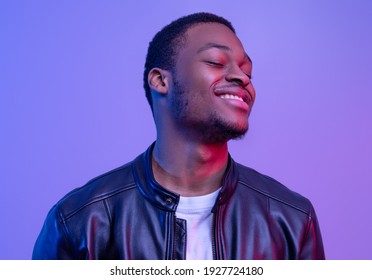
[219,94,244,102]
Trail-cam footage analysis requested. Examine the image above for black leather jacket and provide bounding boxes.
[33,145,325,259]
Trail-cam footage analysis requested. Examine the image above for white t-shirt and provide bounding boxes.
[175,188,221,260]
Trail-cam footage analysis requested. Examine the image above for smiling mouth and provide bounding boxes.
[219,94,245,103]
[214,85,251,105]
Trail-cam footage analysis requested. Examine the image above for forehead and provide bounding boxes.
[181,23,247,58]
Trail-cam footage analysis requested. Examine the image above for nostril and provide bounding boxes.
[225,69,250,87]
[226,75,249,87]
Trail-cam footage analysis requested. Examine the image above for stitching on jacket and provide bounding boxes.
[238,180,310,214]
[56,205,78,258]
[299,207,313,255]
[103,199,112,224]
[63,184,137,220]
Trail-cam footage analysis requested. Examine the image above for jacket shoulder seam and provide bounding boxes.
[60,183,137,221]
[238,180,310,215]
[103,199,112,224]
[55,204,78,257]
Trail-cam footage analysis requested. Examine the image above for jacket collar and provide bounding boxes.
[132,143,239,212]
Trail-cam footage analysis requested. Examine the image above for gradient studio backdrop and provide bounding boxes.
[1,0,371,259]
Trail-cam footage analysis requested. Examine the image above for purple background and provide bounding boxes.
[1,0,371,259]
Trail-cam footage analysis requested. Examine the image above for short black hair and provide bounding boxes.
[143,12,235,111]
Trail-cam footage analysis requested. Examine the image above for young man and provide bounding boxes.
[33,12,325,260]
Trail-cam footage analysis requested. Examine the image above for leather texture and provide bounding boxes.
[33,144,325,259]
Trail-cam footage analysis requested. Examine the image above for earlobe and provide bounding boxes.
[148,68,169,95]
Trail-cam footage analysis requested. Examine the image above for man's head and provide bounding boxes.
[144,13,256,143]
[144,13,235,111]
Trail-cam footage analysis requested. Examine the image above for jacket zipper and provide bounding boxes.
[171,213,176,260]
[211,207,219,260]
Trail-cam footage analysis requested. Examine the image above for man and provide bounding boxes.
[33,12,325,259]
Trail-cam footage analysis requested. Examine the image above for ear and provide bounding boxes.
[148,68,170,95]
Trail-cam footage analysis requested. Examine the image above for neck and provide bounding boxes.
[152,138,229,197]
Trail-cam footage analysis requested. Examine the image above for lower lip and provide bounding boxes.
[218,97,250,111]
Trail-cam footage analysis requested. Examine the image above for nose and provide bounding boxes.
[225,65,251,87]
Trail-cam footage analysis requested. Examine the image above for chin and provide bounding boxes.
[201,120,249,144]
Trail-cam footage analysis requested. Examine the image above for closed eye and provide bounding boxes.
[241,69,252,79]
[244,73,253,79]
[205,61,224,67]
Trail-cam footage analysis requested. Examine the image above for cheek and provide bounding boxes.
[176,61,224,93]
[191,68,224,91]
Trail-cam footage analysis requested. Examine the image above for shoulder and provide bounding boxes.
[54,161,137,219]
[235,162,313,214]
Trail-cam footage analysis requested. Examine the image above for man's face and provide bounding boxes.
[168,23,256,143]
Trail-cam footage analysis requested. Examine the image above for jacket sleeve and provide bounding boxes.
[32,205,77,259]
[299,205,325,259]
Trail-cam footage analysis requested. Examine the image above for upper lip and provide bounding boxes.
[214,86,251,105]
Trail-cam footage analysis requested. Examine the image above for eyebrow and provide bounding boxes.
[197,43,231,54]
[196,42,253,64]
